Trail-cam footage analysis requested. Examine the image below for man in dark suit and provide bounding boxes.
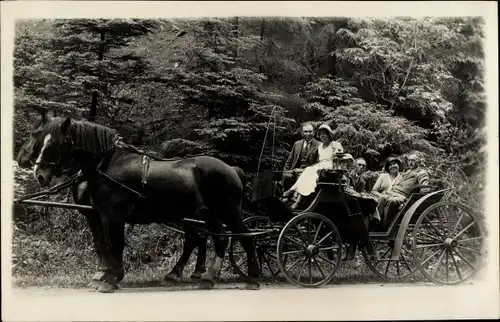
[282,123,320,191]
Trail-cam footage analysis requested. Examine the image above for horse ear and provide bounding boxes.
[61,117,72,134]
[46,110,55,121]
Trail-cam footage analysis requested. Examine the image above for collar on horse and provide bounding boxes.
[94,136,151,199]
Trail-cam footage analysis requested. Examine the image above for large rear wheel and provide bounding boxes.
[412,202,485,285]
[276,212,342,287]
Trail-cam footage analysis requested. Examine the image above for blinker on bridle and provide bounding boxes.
[34,133,75,176]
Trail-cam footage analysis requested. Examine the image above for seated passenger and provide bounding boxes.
[282,123,343,209]
[377,152,430,229]
[348,158,367,191]
[372,156,403,198]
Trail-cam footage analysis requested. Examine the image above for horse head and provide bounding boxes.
[16,109,55,168]
[32,116,119,187]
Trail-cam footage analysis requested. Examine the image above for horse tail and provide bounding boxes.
[232,166,247,189]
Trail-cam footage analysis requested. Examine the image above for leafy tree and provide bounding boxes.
[160,18,295,168]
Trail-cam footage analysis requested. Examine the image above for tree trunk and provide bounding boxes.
[259,19,265,74]
[234,16,239,58]
[89,29,105,122]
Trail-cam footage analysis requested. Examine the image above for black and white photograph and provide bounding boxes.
[1,1,499,321]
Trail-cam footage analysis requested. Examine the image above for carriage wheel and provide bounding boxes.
[412,201,485,285]
[276,212,342,287]
[362,229,417,281]
[228,216,281,281]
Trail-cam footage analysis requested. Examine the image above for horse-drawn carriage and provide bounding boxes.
[14,114,485,292]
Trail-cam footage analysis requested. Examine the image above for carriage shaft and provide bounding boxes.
[15,199,93,211]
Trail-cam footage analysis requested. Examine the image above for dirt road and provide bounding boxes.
[4,281,497,321]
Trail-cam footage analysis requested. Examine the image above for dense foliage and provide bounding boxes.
[12,17,487,284]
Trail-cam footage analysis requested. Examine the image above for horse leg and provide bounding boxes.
[83,211,109,289]
[97,220,126,293]
[164,229,199,282]
[71,182,110,289]
[223,211,261,290]
[199,221,229,289]
[191,233,208,280]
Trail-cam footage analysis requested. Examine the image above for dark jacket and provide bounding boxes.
[284,139,320,171]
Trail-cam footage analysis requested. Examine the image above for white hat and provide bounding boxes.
[315,123,334,140]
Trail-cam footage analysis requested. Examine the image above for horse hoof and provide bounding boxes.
[97,281,119,293]
[198,279,215,290]
[164,273,182,283]
[190,272,203,280]
[87,279,103,290]
[245,282,260,290]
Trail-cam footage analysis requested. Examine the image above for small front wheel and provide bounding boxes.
[228,216,280,280]
[276,212,342,287]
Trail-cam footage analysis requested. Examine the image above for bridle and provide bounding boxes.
[34,133,75,176]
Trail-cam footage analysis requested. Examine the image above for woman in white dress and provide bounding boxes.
[282,123,343,209]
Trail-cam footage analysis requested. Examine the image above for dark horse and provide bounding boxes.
[23,115,260,292]
[16,112,213,287]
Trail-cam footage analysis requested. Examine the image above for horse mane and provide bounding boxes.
[41,117,119,155]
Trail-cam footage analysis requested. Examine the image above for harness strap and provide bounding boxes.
[141,155,150,190]
[97,170,147,199]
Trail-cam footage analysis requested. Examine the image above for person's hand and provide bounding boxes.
[283,171,294,178]
[293,168,304,175]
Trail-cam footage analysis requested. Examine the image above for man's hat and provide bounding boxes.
[384,156,402,172]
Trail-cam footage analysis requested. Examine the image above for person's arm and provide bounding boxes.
[417,170,430,193]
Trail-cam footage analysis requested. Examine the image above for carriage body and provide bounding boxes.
[230,154,485,288]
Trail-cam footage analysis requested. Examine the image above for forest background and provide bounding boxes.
[11,17,487,286]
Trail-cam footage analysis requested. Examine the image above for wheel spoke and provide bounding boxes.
[315,231,334,246]
[313,257,326,279]
[420,247,443,266]
[237,258,248,269]
[286,257,302,273]
[423,216,445,238]
[455,245,481,255]
[400,253,413,271]
[285,235,305,248]
[417,231,443,243]
[416,243,443,249]
[294,224,309,245]
[450,213,464,236]
[316,254,336,266]
[432,249,447,278]
[308,258,313,284]
[450,250,463,281]
[297,260,308,282]
[453,221,476,240]
[307,218,312,244]
[384,259,391,275]
[319,245,340,251]
[379,245,392,259]
[312,221,323,244]
[445,249,449,283]
[458,236,483,242]
[434,209,447,233]
[452,248,476,270]
[281,249,304,256]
